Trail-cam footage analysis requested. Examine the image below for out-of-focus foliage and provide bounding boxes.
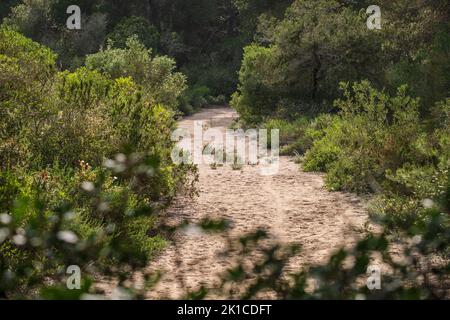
[0,152,173,299]
[210,207,449,299]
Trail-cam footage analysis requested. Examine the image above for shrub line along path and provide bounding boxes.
[147,107,369,298]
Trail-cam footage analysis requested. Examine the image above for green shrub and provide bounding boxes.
[0,170,32,213]
[177,99,194,116]
[0,31,197,298]
[278,114,336,156]
[230,45,279,124]
[261,117,309,154]
[303,136,342,173]
[0,27,57,169]
[85,36,187,110]
[188,86,211,109]
[178,85,213,115]
[301,83,449,229]
[304,81,425,193]
[125,215,166,258]
[303,116,344,172]
[370,160,449,230]
[107,16,159,50]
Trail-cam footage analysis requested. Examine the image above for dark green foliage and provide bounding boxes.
[231,45,279,123]
[231,0,450,122]
[0,0,19,20]
[1,0,247,96]
[231,0,385,121]
[48,0,105,27]
[107,16,159,50]
[232,0,293,42]
[274,0,383,102]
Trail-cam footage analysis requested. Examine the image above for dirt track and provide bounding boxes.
[146,107,368,299]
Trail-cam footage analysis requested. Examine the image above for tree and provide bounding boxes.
[106,16,159,50]
[273,0,384,102]
[232,0,385,120]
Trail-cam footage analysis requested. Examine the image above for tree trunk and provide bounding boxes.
[311,43,321,101]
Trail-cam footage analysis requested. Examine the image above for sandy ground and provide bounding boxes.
[145,107,369,299]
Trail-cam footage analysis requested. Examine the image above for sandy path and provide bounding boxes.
[147,107,368,299]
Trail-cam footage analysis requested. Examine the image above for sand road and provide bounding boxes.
[146,107,368,298]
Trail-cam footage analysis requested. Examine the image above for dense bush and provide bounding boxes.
[252,80,448,234]
[231,0,385,123]
[230,45,279,123]
[303,82,423,191]
[0,27,57,169]
[3,0,108,67]
[177,86,228,116]
[1,0,248,94]
[85,36,187,110]
[0,28,197,298]
[299,81,450,231]
[231,0,450,124]
[262,113,333,157]
[177,85,210,115]
[106,16,159,51]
